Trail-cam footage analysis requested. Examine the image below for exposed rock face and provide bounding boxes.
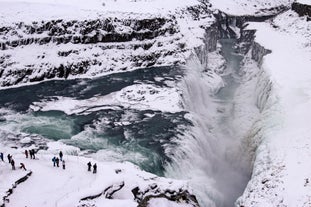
[131,186,200,207]
[0,17,176,50]
[214,5,288,39]
[1,171,32,207]
[0,15,187,87]
[0,2,218,88]
[292,2,311,18]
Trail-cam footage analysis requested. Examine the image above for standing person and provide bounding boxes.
[7,154,11,163]
[25,150,28,159]
[62,160,65,170]
[52,156,56,167]
[32,149,36,159]
[87,161,92,172]
[59,151,63,161]
[20,163,26,171]
[29,150,33,159]
[0,152,3,162]
[11,158,15,170]
[56,157,59,167]
[93,163,97,174]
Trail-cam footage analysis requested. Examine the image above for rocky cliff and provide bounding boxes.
[292,1,311,19]
[0,15,186,87]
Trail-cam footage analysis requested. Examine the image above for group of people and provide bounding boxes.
[52,151,65,169]
[25,149,36,159]
[0,152,27,171]
[87,161,97,174]
[2,150,99,174]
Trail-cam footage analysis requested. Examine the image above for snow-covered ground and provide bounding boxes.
[0,142,195,207]
[210,0,293,16]
[297,0,311,6]
[0,0,198,23]
[237,9,311,207]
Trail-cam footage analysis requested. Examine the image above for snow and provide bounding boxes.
[30,83,183,114]
[209,0,293,16]
[237,10,311,207]
[147,197,193,207]
[0,0,198,24]
[0,142,190,207]
[297,0,311,5]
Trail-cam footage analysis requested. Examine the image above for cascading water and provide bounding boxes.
[165,39,254,207]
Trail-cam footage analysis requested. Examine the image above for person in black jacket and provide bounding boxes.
[0,152,3,162]
[93,163,97,174]
[11,158,15,170]
[20,163,26,171]
[7,154,11,163]
[87,161,92,171]
[59,151,63,161]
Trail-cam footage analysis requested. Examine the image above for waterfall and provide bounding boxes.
[165,39,261,207]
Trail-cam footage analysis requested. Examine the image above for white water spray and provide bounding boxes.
[165,40,258,207]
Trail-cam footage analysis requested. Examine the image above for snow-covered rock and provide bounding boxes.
[236,8,311,207]
[0,0,215,89]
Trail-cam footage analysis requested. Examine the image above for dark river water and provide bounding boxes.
[0,66,189,176]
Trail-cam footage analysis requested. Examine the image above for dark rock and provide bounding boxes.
[292,2,311,17]
[137,190,200,207]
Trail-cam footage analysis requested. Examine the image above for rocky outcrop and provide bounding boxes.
[131,185,200,207]
[214,6,288,39]
[0,17,176,50]
[0,14,189,87]
[292,2,311,19]
[1,171,32,207]
[138,191,199,207]
[80,182,125,201]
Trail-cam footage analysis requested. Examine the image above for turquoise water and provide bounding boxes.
[0,66,188,176]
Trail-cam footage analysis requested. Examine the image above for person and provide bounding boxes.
[11,158,15,170]
[59,151,63,161]
[32,149,36,159]
[55,157,59,167]
[7,154,11,163]
[52,156,56,167]
[29,150,33,159]
[93,163,97,174]
[0,152,3,161]
[62,160,65,170]
[25,150,28,159]
[20,163,26,171]
[87,161,92,171]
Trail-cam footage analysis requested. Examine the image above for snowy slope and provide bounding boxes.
[236,9,311,207]
[0,142,197,207]
[209,0,293,16]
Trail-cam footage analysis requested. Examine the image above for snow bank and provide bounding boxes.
[0,0,198,24]
[210,0,293,16]
[237,10,311,207]
[147,197,193,207]
[30,83,183,114]
[297,0,311,5]
[0,142,194,207]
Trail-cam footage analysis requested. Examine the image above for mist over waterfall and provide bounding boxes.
[165,39,257,207]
